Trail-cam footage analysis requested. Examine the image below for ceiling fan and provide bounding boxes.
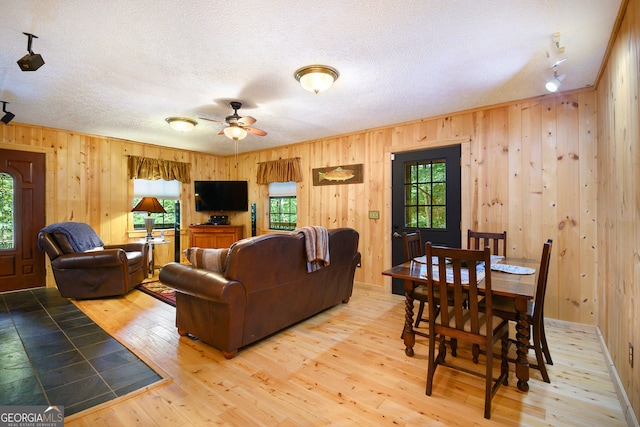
[200,101,267,140]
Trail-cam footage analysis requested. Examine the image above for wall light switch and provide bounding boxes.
[368,210,380,220]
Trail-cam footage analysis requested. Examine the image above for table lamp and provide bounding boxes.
[132,197,166,239]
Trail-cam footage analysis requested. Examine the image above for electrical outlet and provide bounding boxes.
[630,343,634,367]
[368,210,380,220]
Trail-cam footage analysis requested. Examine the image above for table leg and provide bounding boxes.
[514,296,530,392]
[403,280,416,357]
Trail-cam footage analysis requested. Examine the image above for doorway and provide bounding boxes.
[390,145,461,294]
[0,149,46,291]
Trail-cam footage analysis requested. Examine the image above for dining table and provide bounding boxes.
[382,256,539,392]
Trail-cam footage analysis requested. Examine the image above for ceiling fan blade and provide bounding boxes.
[217,129,225,135]
[238,116,256,126]
[245,126,267,136]
[199,117,226,125]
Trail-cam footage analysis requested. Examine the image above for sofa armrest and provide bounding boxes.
[159,262,244,304]
[52,249,127,269]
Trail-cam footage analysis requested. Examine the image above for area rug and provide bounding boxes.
[136,280,176,307]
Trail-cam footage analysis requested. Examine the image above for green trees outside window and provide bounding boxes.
[0,173,14,249]
[269,196,297,230]
[404,160,447,229]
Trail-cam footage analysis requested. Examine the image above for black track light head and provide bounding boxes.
[17,33,44,71]
[1,102,15,125]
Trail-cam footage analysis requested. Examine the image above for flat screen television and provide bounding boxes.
[194,180,248,212]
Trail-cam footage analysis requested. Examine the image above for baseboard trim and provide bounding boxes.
[596,325,639,427]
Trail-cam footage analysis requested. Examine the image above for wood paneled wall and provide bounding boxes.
[0,126,227,282]
[597,0,640,420]
[0,89,598,328]
[231,92,597,328]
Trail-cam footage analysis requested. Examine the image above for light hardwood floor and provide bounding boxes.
[66,281,626,426]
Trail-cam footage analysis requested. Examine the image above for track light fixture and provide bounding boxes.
[545,63,566,93]
[1,102,15,125]
[17,32,45,71]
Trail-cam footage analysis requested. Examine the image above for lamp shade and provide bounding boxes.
[223,125,248,140]
[132,197,166,214]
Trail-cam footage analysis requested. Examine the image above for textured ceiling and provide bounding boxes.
[0,0,622,156]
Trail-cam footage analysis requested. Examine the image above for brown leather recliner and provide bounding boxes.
[38,223,148,299]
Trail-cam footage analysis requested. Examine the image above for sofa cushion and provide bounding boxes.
[183,247,229,273]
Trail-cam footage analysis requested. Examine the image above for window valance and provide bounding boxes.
[127,155,191,183]
[256,157,303,184]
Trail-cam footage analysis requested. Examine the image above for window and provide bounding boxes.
[0,173,14,249]
[404,160,447,229]
[132,179,180,230]
[269,182,297,230]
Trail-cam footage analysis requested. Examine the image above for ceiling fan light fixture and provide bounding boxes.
[294,65,339,94]
[224,125,247,141]
[166,117,197,132]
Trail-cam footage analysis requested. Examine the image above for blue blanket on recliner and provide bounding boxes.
[38,222,104,252]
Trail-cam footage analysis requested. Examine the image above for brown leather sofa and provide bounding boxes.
[39,224,148,299]
[159,227,361,358]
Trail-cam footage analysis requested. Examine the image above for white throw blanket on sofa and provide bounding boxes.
[294,226,330,272]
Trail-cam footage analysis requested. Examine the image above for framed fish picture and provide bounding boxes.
[312,163,363,186]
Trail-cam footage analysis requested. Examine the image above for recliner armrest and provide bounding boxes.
[105,242,147,253]
[52,249,127,269]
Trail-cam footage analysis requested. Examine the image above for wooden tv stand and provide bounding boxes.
[188,224,244,248]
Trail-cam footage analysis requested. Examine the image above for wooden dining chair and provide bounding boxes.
[467,230,507,256]
[401,231,429,329]
[481,239,554,383]
[425,243,509,419]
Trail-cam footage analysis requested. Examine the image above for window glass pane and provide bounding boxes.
[418,205,430,228]
[432,161,446,181]
[432,182,446,205]
[0,173,14,249]
[403,159,447,230]
[269,195,297,230]
[432,206,446,228]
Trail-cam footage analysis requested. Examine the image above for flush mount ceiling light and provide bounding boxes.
[17,32,45,71]
[1,101,15,125]
[165,117,197,132]
[294,65,339,94]
[223,124,248,140]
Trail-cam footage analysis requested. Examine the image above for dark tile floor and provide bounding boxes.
[0,287,162,416]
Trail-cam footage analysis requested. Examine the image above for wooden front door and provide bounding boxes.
[0,149,46,292]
